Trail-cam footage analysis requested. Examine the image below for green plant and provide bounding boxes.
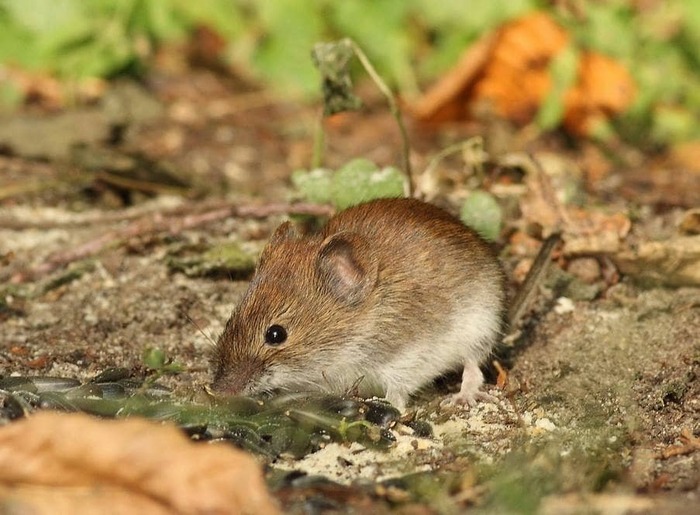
[1,0,699,144]
[560,0,700,144]
[0,0,244,79]
[292,158,405,210]
[142,347,183,377]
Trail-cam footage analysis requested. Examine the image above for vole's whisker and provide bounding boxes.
[182,310,218,348]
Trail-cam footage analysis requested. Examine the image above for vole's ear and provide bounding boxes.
[259,221,297,266]
[268,221,297,245]
[316,232,378,305]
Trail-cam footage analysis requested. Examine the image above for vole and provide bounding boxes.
[211,198,505,411]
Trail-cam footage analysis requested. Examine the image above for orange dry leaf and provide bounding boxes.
[493,360,509,389]
[562,53,636,136]
[3,66,65,110]
[0,412,279,515]
[473,12,569,124]
[413,11,636,136]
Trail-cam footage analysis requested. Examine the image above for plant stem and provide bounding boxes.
[346,38,413,197]
[312,111,325,169]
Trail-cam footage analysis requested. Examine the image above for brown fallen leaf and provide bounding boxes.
[410,32,497,122]
[473,12,570,125]
[656,428,700,460]
[510,152,629,256]
[680,208,700,235]
[561,208,631,255]
[562,52,636,136]
[493,360,509,389]
[413,11,636,137]
[614,236,700,287]
[0,412,279,515]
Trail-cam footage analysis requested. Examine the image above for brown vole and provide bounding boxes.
[211,198,505,410]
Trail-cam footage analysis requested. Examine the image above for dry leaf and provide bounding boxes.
[614,236,700,287]
[0,411,279,515]
[414,11,636,136]
[562,53,636,136]
[494,360,509,389]
[410,32,497,122]
[473,12,569,125]
[668,140,700,174]
[509,153,630,255]
[562,208,631,255]
[679,208,700,235]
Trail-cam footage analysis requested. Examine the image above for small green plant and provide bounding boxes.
[311,38,413,193]
[460,190,503,242]
[142,347,183,378]
[292,158,405,210]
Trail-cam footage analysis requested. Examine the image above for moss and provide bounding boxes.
[476,432,627,514]
[167,241,256,279]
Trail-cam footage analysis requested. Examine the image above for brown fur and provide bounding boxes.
[212,198,505,407]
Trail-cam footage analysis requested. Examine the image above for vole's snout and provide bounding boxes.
[210,358,264,396]
[210,372,243,396]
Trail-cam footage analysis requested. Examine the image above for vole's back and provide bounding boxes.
[321,198,506,408]
[213,197,506,410]
[323,198,503,307]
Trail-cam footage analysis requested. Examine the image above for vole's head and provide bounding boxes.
[211,221,379,396]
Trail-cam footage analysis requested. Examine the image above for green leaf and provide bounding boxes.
[0,10,37,67]
[131,0,187,42]
[143,347,166,370]
[0,79,23,111]
[536,44,580,131]
[330,0,415,92]
[254,0,324,97]
[172,0,246,40]
[573,3,636,59]
[1,0,82,34]
[460,191,502,242]
[291,168,334,204]
[331,159,404,210]
[337,158,377,174]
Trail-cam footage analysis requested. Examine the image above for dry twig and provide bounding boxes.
[10,202,333,283]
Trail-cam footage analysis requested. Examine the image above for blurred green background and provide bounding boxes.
[1,0,699,145]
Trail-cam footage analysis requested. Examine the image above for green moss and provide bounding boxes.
[167,241,256,279]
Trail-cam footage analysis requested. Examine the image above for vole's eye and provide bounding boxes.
[264,324,287,345]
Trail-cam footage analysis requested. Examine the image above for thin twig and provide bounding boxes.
[312,111,325,170]
[507,232,561,328]
[11,202,333,283]
[347,39,413,197]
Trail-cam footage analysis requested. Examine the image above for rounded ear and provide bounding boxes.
[259,221,297,266]
[268,221,297,245]
[316,232,378,305]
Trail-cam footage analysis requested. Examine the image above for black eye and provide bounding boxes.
[264,324,287,345]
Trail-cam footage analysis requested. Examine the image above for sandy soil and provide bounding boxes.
[1,73,698,512]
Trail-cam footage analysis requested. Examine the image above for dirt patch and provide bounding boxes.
[1,73,699,512]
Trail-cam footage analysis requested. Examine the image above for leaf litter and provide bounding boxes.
[1,22,700,513]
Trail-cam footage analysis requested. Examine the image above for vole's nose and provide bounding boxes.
[211,362,259,396]
[211,373,245,396]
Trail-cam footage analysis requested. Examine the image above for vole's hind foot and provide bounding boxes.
[442,358,498,408]
[444,389,498,408]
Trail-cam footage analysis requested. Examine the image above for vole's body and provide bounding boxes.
[212,198,505,410]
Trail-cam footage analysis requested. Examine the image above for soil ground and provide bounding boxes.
[1,70,698,513]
